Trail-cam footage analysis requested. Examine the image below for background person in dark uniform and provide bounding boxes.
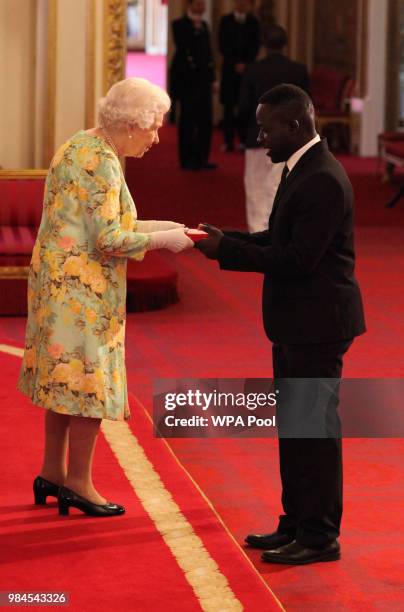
[171,0,217,170]
[218,0,260,151]
[196,85,366,565]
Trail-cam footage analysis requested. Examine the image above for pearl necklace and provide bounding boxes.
[100,126,119,157]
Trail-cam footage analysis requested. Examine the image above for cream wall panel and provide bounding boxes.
[360,0,387,155]
[0,0,36,168]
[94,0,104,117]
[35,0,48,167]
[54,0,87,149]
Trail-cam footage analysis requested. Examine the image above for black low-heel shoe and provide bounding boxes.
[58,486,125,517]
[33,475,60,505]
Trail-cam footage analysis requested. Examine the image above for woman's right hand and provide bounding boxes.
[148,228,194,253]
[137,220,185,232]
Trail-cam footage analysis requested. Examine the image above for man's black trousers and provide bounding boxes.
[178,88,212,168]
[272,339,353,549]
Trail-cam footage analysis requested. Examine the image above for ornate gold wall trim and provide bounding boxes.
[103,0,127,95]
[0,169,47,179]
[44,0,57,167]
[0,267,30,280]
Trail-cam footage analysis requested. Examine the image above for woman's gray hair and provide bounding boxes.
[97,77,171,130]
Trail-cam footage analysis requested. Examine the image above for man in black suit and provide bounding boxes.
[196,84,366,565]
[170,0,217,171]
[239,25,310,232]
[218,0,260,151]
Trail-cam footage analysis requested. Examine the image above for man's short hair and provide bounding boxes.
[259,84,315,127]
[265,24,288,50]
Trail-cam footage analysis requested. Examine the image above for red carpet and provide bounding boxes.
[126,52,166,89]
[1,126,403,610]
[338,155,404,226]
[1,229,403,608]
[164,438,404,611]
[126,239,404,610]
[0,351,280,610]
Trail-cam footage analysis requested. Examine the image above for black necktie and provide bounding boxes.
[274,163,289,203]
[268,164,289,227]
[279,163,289,189]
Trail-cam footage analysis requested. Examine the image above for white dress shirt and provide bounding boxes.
[286,134,321,174]
[234,11,247,24]
[187,10,203,28]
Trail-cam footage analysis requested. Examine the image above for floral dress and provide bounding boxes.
[17,131,150,420]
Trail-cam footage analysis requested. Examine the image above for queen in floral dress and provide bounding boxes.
[18,77,193,517]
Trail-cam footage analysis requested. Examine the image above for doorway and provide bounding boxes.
[126,0,168,89]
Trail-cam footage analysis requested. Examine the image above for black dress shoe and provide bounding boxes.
[245,531,294,550]
[58,486,125,517]
[261,539,341,565]
[33,475,60,505]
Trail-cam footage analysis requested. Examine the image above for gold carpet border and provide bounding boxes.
[140,405,286,612]
[0,344,24,358]
[101,419,243,611]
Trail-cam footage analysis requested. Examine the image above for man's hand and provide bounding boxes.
[195,223,223,259]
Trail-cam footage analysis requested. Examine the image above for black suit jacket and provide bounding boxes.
[239,52,310,148]
[170,16,215,99]
[218,13,260,104]
[218,140,366,344]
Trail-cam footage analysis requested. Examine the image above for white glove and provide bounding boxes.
[148,228,194,253]
[137,220,185,233]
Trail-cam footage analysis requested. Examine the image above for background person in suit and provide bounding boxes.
[218,0,260,152]
[196,84,366,565]
[239,24,310,231]
[170,0,218,171]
